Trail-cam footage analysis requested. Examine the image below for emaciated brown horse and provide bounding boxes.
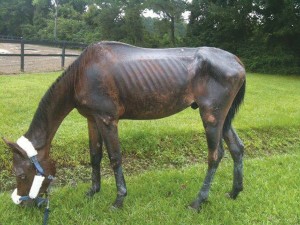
[4,41,246,211]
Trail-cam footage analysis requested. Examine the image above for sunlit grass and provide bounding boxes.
[235,74,300,129]
[0,153,299,224]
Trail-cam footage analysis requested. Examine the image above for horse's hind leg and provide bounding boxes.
[223,126,244,199]
[86,118,103,197]
[94,115,127,208]
[189,105,225,211]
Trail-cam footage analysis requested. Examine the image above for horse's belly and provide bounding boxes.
[119,91,193,119]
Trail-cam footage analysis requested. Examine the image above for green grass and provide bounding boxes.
[0,72,300,224]
[0,153,299,224]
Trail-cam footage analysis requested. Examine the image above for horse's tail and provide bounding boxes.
[223,79,246,133]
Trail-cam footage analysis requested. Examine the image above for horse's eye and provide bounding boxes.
[18,174,26,180]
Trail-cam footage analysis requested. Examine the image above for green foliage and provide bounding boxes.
[123,3,144,45]
[239,44,300,75]
[1,0,299,73]
[0,0,34,36]
[185,0,300,74]
[146,0,189,46]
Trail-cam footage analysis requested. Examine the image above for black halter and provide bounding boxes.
[17,156,54,203]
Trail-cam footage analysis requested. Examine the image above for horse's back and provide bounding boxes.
[86,42,198,119]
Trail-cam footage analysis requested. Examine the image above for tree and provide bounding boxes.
[146,0,189,46]
[123,0,144,45]
[254,0,300,52]
[93,0,126,40]
[0,0,34,36]
[32,0,52,30]
[59,0,91,14]
[84,0,146,44]
[187,0,254,51]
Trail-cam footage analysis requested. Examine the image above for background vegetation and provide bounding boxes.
[0,0,299,74]
[0,72,299,224]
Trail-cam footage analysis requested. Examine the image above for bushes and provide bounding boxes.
[238,44,300,75]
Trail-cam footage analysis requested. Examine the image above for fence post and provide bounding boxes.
[20,37,24,72]
[61,42,66,69]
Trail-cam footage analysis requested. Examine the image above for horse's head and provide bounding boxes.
[3,137,56,206]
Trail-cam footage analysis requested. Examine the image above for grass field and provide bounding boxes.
[0,153,299,225]
[0,72,299,224]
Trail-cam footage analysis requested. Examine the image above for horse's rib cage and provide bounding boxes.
[113,57,189,95]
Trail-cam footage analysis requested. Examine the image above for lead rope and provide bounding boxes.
[42,177,54,225]
[43,196,50,225]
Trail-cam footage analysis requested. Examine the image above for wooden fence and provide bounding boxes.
[0,37,87,72]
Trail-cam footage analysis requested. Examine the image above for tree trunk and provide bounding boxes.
[170,16,175,46]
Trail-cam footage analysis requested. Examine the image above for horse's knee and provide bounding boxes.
[109,155,122,170]
[90,151,102,165]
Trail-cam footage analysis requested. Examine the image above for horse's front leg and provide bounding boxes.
[95,115,127,208]
[86,119,103,197]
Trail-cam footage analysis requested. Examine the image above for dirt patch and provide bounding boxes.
[0,43,82,74]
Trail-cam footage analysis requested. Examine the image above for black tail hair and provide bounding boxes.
[223,80,246,133]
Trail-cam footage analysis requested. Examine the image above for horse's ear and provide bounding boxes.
[2,137,27,158]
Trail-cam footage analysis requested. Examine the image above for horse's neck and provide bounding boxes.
[24,73,75,151]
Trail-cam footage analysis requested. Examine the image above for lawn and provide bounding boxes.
[0,153,299,225]
[0,72,299,224]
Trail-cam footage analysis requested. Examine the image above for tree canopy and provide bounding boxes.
[0,0,299,74]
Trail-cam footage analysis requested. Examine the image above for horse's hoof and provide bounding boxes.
[227,186,243,199]
[110,205,120,211]
[111,196,125,209]
[187,205,200,213]
[110,203,123,211]
[225,192,231,199]
[187,200,201,213]
[86,190,95,197]
[226,191,239,199]
[85,188,99,198]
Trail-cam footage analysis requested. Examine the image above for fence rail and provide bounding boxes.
[0,35,22,40]
[0,37,88,72]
